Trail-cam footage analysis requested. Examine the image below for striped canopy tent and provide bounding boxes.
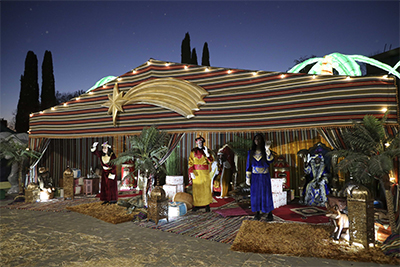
[28,59,399,192]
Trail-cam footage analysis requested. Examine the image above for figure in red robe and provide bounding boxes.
[91,141,118,204]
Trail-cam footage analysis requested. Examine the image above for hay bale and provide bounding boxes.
[231,220,400,265]
[66,202,135,224]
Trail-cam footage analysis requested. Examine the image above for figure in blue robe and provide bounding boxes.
[246,134,274,221]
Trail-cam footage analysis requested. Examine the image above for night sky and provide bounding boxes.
[1,1,399,124]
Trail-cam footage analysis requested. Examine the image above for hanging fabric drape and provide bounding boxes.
[156,133,185,168]
[317,127,348,150]
[29,138,51,184]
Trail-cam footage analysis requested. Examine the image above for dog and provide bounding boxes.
[325,202,349,241]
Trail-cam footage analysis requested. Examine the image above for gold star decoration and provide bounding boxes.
[101,83,127,126]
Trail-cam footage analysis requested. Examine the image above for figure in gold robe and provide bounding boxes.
[188,136,214,212]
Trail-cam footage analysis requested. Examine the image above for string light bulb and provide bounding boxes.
[312,75,316,79]
[227,70,232,74]
[51,107,55,111]
[253,72,258,76]
[117,78,122,81]
[184,65,189,70]
[280,74,285,78]
[63,103,67,107]
[346,76,351,80]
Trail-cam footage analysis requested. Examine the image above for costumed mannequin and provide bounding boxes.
[211,144,235,198]
[188,136,214,212]
[91,141,118,205]
[246,134,274,221]
[303,154,329,207]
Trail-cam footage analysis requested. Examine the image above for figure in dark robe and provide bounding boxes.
[91,141,117,204]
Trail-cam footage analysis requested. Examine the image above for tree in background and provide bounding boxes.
[181,32,191,64]
[201,42,210,66]
[40,50,57,110]
[55,90,85,104]
[15,51,40,133]
[191,48,198,65]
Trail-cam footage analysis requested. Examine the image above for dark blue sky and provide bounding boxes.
[1,1,399,124]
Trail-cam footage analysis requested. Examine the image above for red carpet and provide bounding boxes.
[213,206,255,217]
[210,197,235,208]
[272,203,330,224]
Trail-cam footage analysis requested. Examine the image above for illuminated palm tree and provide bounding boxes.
[288,52,400,79]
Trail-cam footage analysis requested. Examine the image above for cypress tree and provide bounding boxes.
[201,42,210,66]
[181,32,191,64]
[41,50,57,110]
[15,51,40,133]
[191,48,198,65]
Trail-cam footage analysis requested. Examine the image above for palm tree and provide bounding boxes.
[112,126,168,205]
[329,113,400,234]
[0,139,40,195]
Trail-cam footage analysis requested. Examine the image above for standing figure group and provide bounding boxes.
[189,134,275,221]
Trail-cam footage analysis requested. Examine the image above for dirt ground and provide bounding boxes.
[0,196,398,267]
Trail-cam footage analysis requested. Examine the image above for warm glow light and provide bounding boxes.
[40,111,44,114]
[103,85,106,88]
[117,78,122,81]
[382,75,388,79]
[280,74,285,78]
[165,63,170,66]
[346,76,351,80]
[89,91,93,95]
[63,103,67,107]
[253,72,257,76]
[205,67,210,72]
[30,113,34,117]
[51,107,55,111]
[76,97,80,100]
[133,70,137,74]
[184,65,188,70]
[312,75,316,79]
[39,190,50,201]
[228,70,232,74]
[382,107,387,112]
[147,61,151,65]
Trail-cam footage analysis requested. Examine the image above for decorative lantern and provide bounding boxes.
[347,185,375,248]
[147,185,169,225]
[273,156,290,188]
[63,167,74,199]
